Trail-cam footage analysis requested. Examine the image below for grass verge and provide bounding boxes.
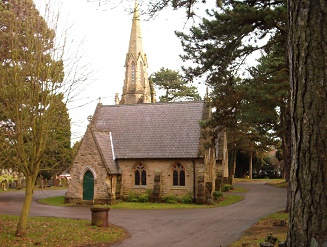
[38,194,244,209]
[0,214,128,247]
[229,211,288,247]
[234,178,286,184]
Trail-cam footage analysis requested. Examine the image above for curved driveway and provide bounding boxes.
[0,182,286,247]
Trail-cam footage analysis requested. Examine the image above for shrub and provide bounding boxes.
[181,194,193,204]
[146,189,153,196]
[223,184,234,192]
[139,193,150,203]
[163,194,178,204]
[127,192,139,202]
[213,191,223,201]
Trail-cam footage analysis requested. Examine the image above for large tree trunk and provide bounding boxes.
[281,104,291,212]
[287,0,327,245]
[249,150,253,179]
[15,175,36,237]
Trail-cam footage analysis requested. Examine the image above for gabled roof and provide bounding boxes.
[91,101,207,159]
[92,131,119,174]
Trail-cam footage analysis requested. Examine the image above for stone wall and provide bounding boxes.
[66,128,228,204]
[65,129,111,204]
[118,158,206,200]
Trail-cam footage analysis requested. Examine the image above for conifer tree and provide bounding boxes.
[39,93,72,178]
[150,67,201,102]
[175,1,289,181]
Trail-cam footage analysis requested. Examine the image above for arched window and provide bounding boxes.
[135,164,146,186]
[138,61,143,84]
[173,163,185,186]
[131,61,135,84]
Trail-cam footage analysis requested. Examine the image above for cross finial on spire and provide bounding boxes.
[133,0,139,19]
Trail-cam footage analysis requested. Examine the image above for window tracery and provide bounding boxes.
[135,164,146,186]
[173,163,185,186]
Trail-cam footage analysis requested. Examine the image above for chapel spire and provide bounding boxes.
[119,0,153,105]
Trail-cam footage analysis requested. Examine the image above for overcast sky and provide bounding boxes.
[35,0,210,144]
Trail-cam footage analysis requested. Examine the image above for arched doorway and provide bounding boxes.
[83,170,94,200]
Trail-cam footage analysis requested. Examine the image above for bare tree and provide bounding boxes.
[0,0,88,236]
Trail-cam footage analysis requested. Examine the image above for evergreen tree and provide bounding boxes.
[175,1,289,181]
[150,67,201,102]
[40,93,72,178]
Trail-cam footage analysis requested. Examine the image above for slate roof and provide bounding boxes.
[91,101,207,160]
[92,131,119,174]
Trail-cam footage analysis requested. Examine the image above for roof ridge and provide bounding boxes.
[100,100,205,108]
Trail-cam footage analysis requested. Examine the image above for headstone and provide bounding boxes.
[1,180,8,191]
[60,178,67,187]
[21,179,26,188]
[47,179,54,187]
[37,177,42,187]
[9,181,16,189]
[54,179,60,187]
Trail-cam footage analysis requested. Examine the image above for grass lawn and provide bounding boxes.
[228,211,288,246]
[0,214,128,247]
[38,194,244,209]
[234,178,286,184]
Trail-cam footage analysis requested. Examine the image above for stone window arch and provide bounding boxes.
[172,163,185,186]
[134,163,146,186]
[79,166,97,183]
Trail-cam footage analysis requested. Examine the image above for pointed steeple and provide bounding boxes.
[128,0,143,60]
[119,0,154,104]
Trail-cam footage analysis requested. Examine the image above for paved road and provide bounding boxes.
[0,181,286,247]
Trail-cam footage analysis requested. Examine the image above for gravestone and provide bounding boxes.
[1,179,8,191]
[16,178,21,189]
[21,178,26,188]
[54,179,60,187]
[10,181,16,189]
[47,179,54,187]
[60,177,67,187]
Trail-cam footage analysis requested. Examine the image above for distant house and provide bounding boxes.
[64,1,228,205]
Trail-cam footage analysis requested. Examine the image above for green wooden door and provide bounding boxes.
[83,170,94,200]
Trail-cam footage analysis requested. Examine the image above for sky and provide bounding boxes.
[35,0,210,144]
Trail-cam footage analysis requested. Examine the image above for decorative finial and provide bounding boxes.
[115,93,120,105]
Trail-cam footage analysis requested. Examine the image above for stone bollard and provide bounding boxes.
[90,207,110,227]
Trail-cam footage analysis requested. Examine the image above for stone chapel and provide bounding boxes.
[64,1,229,205]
